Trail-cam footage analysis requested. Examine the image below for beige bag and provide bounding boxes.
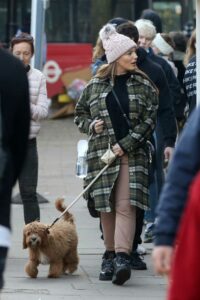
[101,143,116,165]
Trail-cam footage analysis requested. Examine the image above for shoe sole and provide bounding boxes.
[131,265,147,270]
[99,273,113,281]
[112,268,131,285]
[144,238,153,243]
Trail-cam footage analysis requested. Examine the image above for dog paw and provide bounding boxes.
[48,273,60,278]
[25,263,38,278]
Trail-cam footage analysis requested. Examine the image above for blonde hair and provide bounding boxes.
[184,29,196,66]
[92,37,105,62]
[135,19,156,40]
[95,62,158,95]
[95,62,116,82]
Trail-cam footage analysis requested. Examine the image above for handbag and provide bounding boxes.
[101,142,116,165]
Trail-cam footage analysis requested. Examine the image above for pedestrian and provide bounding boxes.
[10,32,49,224]
[183,29,196,115]
[140,9,162,33]
[152,33,177,76]
[152,106,200,300]
[75,24,158,285]
[169,31,187,132]
[117,20,177,266]
[183,55,196,115]
[134,18,179,242]
[0,48,30,290]
[183,29,196,67]
[92,20,177,271]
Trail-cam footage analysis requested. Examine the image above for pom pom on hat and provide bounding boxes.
[99,24,137,63]
[99,24,116,41]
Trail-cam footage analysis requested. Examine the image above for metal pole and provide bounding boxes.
[196,0,200,106]
[31,0,46,70]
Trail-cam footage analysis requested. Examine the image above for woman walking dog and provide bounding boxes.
[75,24,158,285]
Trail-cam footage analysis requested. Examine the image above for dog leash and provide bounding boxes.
[49,157,116,229]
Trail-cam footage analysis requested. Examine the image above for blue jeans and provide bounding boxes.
[19,138,40,224]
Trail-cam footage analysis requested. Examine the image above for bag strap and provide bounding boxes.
[111,89,132,129]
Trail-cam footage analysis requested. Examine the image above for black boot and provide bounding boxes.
[112,252,131,285]
[99,251,116,281]
[130,251,147,270]
[0,247,8,290]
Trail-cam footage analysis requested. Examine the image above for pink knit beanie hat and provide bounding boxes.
[99,24,137,63]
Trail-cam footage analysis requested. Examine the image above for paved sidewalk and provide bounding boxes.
[1,118,166,300]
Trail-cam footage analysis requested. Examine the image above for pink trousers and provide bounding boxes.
[101,155,136,254]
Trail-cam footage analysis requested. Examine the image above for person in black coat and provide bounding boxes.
[0,48,30,289]
[134,20,180,246]
[116,21,177,267]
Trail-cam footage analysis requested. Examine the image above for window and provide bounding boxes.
[45,0,91,43]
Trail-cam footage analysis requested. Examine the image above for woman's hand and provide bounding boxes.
[93,119,104,134]
[112,143,124,157]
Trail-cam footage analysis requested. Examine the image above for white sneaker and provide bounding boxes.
[136,245,146,255]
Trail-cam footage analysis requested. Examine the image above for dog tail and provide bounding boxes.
[55,198,74,224]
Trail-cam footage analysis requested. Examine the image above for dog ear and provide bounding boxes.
[23,231,27,249]
[45,227,50,234]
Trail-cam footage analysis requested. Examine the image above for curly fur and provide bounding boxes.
[23,198,79,278]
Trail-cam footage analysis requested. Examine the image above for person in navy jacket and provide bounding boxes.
[153,106,200,276]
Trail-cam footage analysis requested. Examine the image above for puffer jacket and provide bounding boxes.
[27,67,49,139]
[75,73,158,212]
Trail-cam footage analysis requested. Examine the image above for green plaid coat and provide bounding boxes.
[74,72,158,212]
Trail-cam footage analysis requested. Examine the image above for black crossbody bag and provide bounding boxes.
[111,89,155,169]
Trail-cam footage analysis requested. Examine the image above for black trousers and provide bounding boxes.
[0,247,8,290]
[19,138,40,224]
[131,208,144,253]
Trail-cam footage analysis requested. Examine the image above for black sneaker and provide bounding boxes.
[130,252,147,270]
[99,251,116,281]
[112,252,131,285]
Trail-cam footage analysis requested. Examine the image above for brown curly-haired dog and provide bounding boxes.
[23,198,79,278]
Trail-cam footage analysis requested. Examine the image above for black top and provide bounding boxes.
[106,73,130,141]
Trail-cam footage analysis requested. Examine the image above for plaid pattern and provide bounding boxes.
[74,73,158,211]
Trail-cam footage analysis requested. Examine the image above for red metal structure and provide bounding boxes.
[44,43,92,98]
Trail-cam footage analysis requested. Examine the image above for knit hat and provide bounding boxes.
[99,24,136,63]
[153,33,174,55]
